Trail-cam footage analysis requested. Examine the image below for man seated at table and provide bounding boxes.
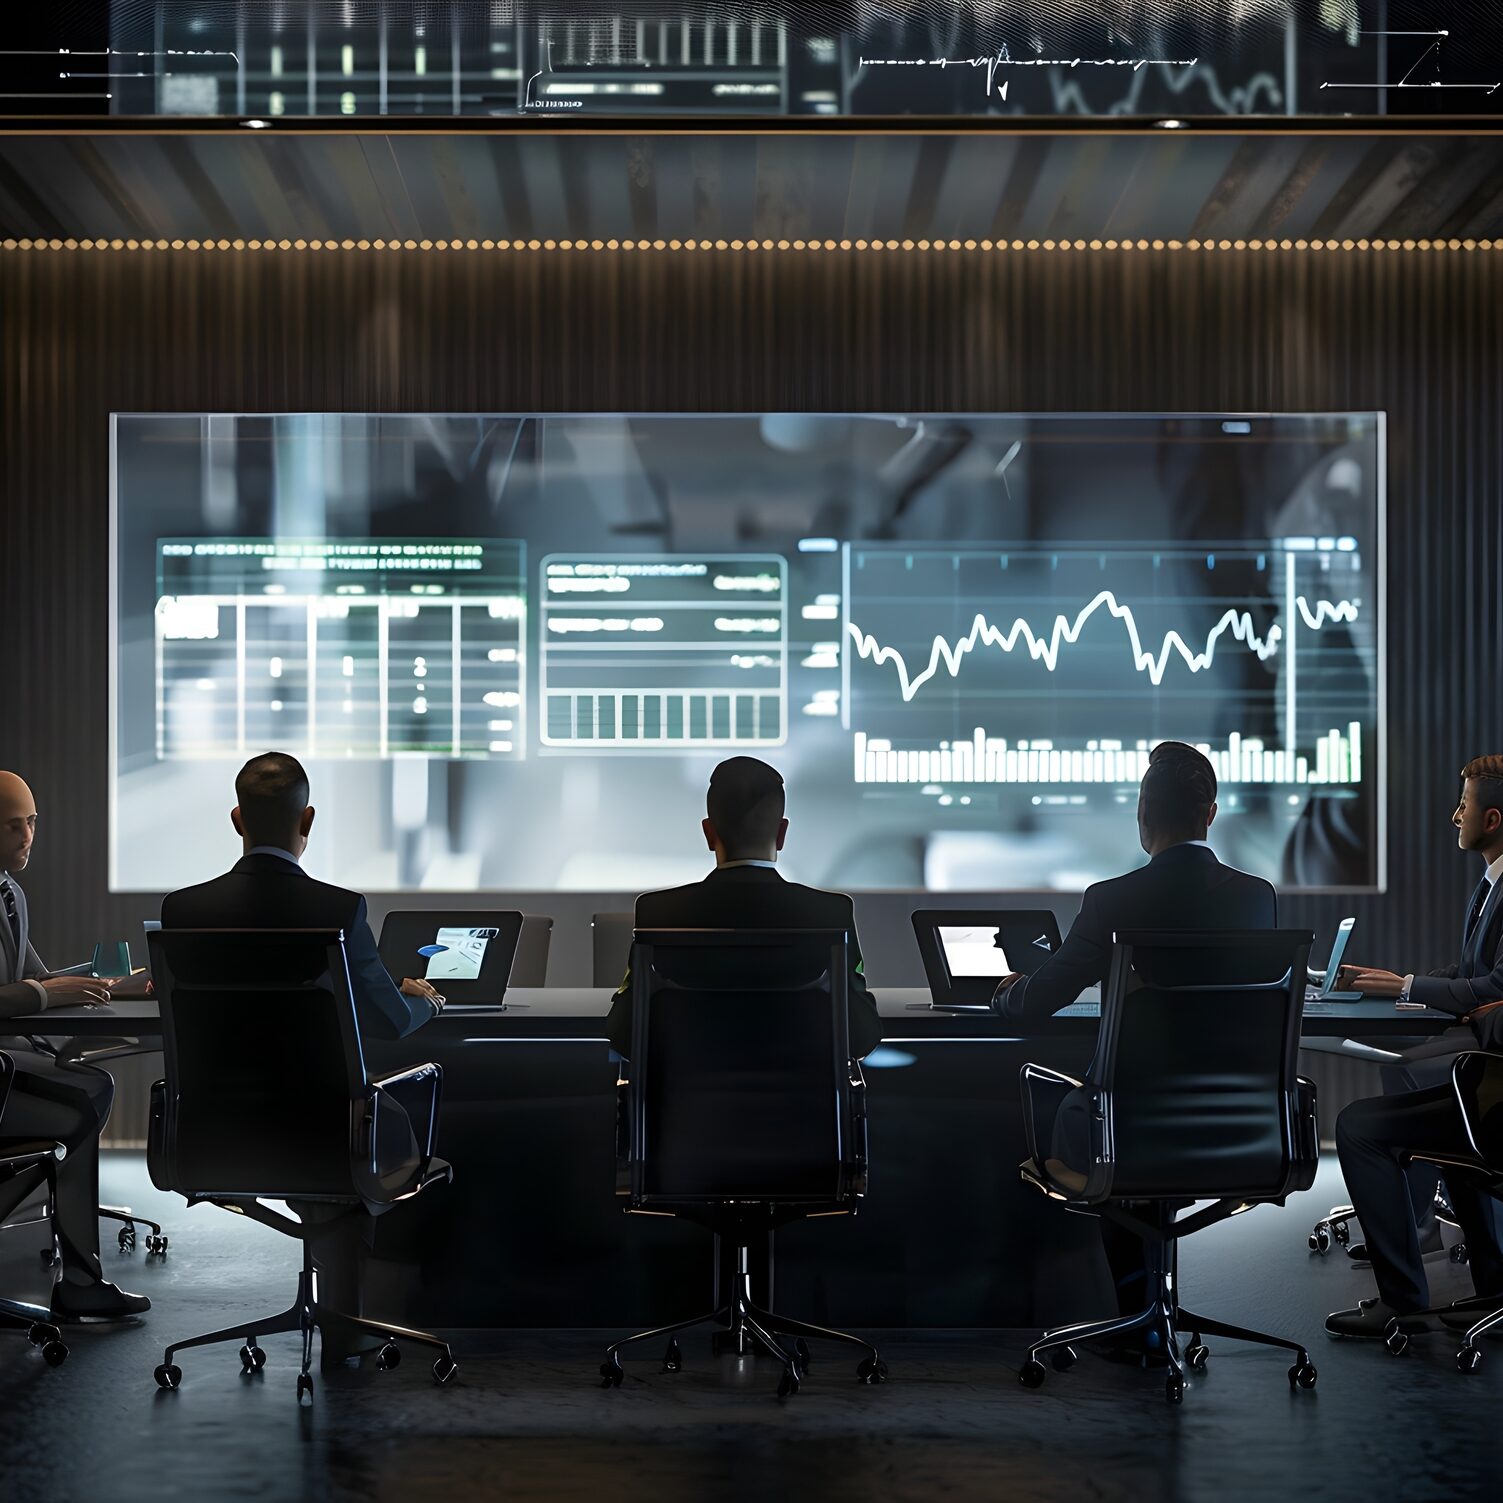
[1325,756,1503,1338]
[605,755,882,1062]
[160,750,445,1368]
[0,770,150,1321]
[991,741,1278,1343]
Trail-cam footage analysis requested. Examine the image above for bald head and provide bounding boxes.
[0,772,38,874]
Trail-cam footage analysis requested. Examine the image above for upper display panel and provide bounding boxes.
[112,412,1384,894]
[9,2,1467,119]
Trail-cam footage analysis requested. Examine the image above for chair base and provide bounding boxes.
[99,1205,169,1257]
[0,1296,69,1366]
[1381,1289,1503,1371]
[1309,1190,1468,1263]
[600,1243,886,1399]
[1022,1246,1318,1405]
[152,1244,456,1400]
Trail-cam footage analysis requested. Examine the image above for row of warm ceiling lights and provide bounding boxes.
[2,236,1498,252]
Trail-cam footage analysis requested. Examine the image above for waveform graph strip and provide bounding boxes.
[851,724,1363,787]
[538,551,788,750]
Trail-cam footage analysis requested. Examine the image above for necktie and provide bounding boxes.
[1464,879,1491,950]
[0,877,19,955]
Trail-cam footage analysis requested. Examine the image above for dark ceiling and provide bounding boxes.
[1,128,1501,243]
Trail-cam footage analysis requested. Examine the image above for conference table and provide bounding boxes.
[12,991,1456,1330]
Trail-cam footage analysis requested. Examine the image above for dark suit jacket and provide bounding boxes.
[0,870,49,1019]
[604,863,883,1061]
[1001,843,1279,1028]
[1408,872,1503,1049]
[160,853,431,1042]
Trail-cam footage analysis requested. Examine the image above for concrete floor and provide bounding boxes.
[0,1153,1497,1502]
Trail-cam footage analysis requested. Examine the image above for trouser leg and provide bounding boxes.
[1336,1083,1474,1313]
[0,1052,112,1283]
[1380,1060,1441,1231]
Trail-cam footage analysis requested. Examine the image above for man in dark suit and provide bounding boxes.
[0,771,150,1322]
[994,741,1278,1341]
[161,752,443,1041]
[992,741,1277,1027]
[1325,755,1503,1339]
[160,751,444,1367]
[605,756,882,1062]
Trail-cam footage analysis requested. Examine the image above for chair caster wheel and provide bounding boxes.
[1383,1329,1410,1357]
[1165,1373,1185,1405]
[600,1357,624,1388]
[1451,1244,1469,1265]
[777,1366,801,1398]
[296,1374,314,1402]
[1308,1226,1331,1254]
[27,1321,61,1347]
[1186,1343,1210,1371]
[1289,1360,1318,1390]
[154,1364,181,1390]
[660,1338,682,1373]
[1018,1359,1047,1390]
[377,1343,402,1371]
[794,1338,812,1373]
[1049,1346,1078,1373]
[857,1356,888,1384]
[239,1344,266,1373]
[432,1354,459,1385]
[1333,1223,1350,1245]
[1457,1346,1483,1374]
[42,1338,69,1367]
[118,1227,136,1253]
[146,1235,169,1257]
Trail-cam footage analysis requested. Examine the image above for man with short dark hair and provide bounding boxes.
[992,741,1277,1026]
[605,756,882,1061]
[161,752,446,1370]
[1325,756,1503,1339]
[161,752,442,1041]
[992,742,1278,1342]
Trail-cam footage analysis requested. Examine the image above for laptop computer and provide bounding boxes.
[1305,916,1365,1002]
[911,908,1065,1010]
[377,911,526,1007]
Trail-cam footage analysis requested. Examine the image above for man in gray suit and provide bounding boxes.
[0,771,150,1320]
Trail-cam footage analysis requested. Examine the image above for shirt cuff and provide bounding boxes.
[24,977,47,1006]
[1399,974,1415,1001]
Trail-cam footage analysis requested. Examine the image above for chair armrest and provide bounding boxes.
[849,1059,870,1196]
[1288,1075,1320,1192]
[1019,1063,1086,1169]
[370,1062,442,1165]
[1452,1052,1503,1164]
[614,1074,631,1195]
[146,1078,175,1192]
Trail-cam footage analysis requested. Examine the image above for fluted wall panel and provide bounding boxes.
[2,246,1500,1135]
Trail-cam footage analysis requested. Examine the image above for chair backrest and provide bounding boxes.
[0,1050,14,1124]
[147,928,369,1200]
[510,913,553,987]
[626,929,856,1205]
[1454,1052,1503,1174]
[1091,928,1313,1201]
[592,910,634,987]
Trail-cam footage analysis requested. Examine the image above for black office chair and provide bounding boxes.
[591,911,633,988]
[602,929,885,1399]
[145,928,458,1401]
[1381,1049,1503,1372]
[0,1051,70,1366]
[1018,929,1322,1405]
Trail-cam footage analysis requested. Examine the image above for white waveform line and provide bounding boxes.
[846,592,1359,702]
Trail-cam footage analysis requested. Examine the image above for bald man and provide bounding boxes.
[1,771,149,1320]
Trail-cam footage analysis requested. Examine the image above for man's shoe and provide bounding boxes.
[1325,1297,1431,1339]
[1345,1223,1445,1267]
[50,1280,151,1323]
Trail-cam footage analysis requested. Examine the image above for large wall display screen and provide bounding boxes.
[111,413,1384,893]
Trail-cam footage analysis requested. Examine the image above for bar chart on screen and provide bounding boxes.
[842,540,1374,789]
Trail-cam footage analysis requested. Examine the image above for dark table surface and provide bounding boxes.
[7,987,1457,1039]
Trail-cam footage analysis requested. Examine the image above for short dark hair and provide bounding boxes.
[705,757,785,856]
[235,752,310,846]
[1462,755,1503,814]
[1140,741,1217,840]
